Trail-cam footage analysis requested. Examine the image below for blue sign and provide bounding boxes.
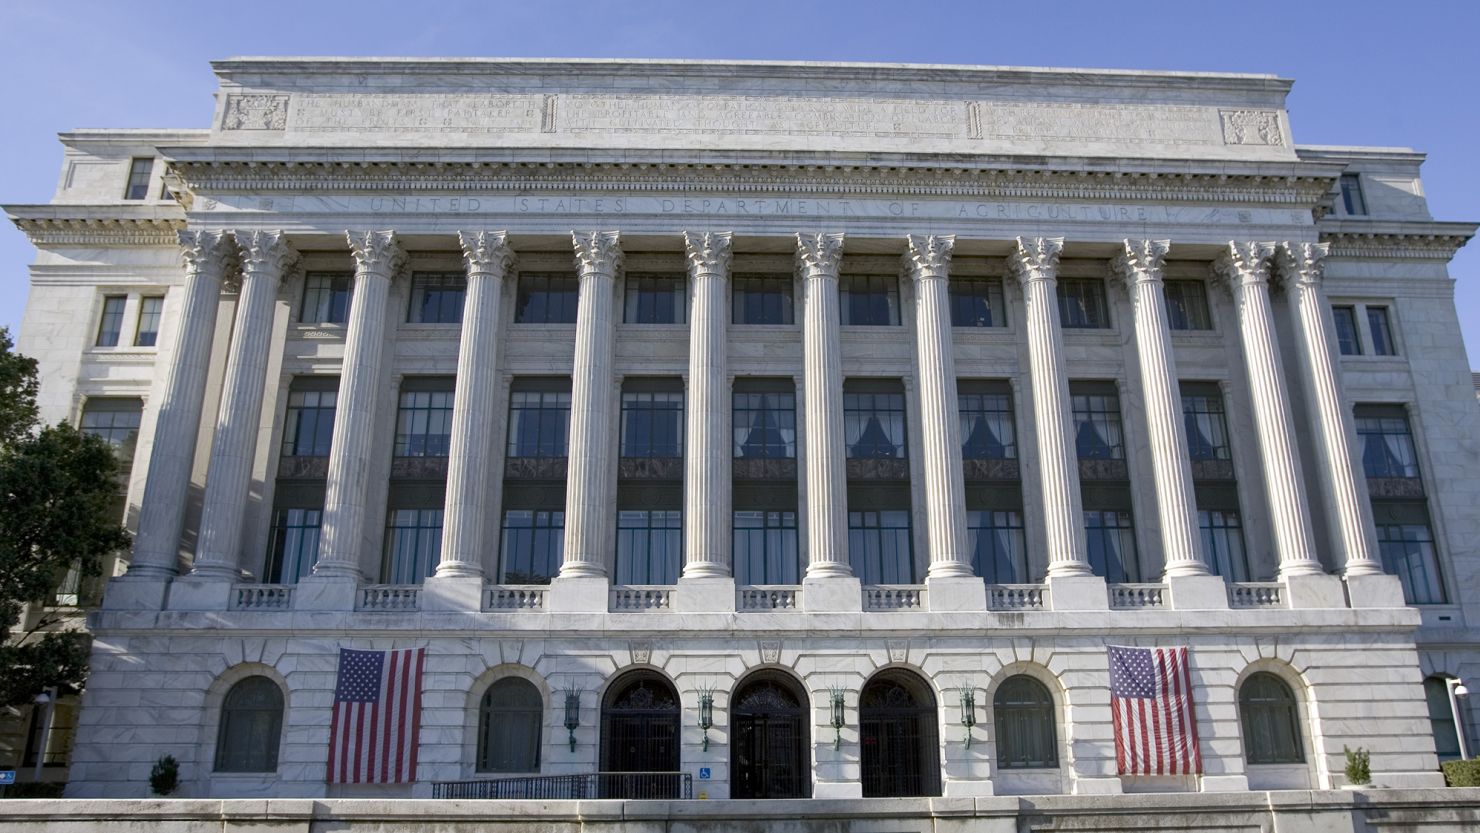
[698,767,711,780]
[0,771,15,785]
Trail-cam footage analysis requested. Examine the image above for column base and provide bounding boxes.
[1167,574,1230,610]
[676,576,736,612]
[1200,774,1250,792]
[802,575,862,612]
[101,575,171,610]
[1344,573,1406,608]
[422,574,484,611]
[925,575,986,612]
[294,575,360,611]
[549,575,610,613]
[1046,574,1109,611]
[164,575,234,611]
[1281,572,1346,609]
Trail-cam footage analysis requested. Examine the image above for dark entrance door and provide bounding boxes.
[600,672,681,798]
[859,671,941,797]
[730,675,810,798]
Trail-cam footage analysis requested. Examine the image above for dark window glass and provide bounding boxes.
[733,510,799,585]
[281,389,337,457]
[848,510,914,584]
[967,510,1025,583]
[1333,306,1362,355]
[124,158,153,200]
[1240,673,1304,764]
[959,392,1016,459]
[1376,518,1445,604]
[214,677,283,773]
[477,678,543,773]
[844,391,907,459]
[301,272,352,324]
[1182,392,1231,461]
[1367,307,1396,356]
[499,510,563,584]
[383,508,443,584]
[507,390,572,458]
[621,391,683,457]
[516,273,579,324]
[858,672,940,797]
[95,295,126,346]
[733,275,794,325]
[1340,173,1367,216]
[1425,677,1463,761]
[1058,279,1109,329]
[266,507,321,583]
[408,272,466,324]
[1356,410,1419,479]
[994,676,1058,769]
[733,391,796,459]
[394,388,454,457]
[1199,509,1249,582]
[615,509,681,584]
[1084,510,1139,583]
[1072,392,1124,460]
[949,279,1005,328]
[624,274,685,324]
[134,296,163,346]
[840,275,900,326]
[1164,280,1212,331]
[79,398,143,473]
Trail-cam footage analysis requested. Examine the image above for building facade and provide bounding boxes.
[4,58,1479,801]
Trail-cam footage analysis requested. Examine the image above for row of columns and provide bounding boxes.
[122,230,1386,606]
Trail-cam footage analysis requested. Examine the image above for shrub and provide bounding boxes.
[1442,757,1480,787]
[1344,745,1371,786]
[148,754,179,796]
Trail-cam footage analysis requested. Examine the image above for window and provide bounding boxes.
[124,158,153,200]
[848,510,914,584]
[383,508,443,584]
[1340,173,1367,216]
[408,272,466,324]
[507,387,572,458]
[1373,504,1445,604]
[1072,391,1124,460]
[1355,407,1419,479]
[265,507,321,583]
[1424,677,1463,762]
[1367,306,1396,356]
[1333,306,1362,355]
[967,510,1026,584]
[95,295,126,346]
[499,510,564,584]
[133,296,163,346]
[281,386,337,458]
[394,385,454,457]
[1199,509,1250,582]
[615,509,681,584]
[844,389,907,459]
[1084,510,1140,583]
[733,390,796,459]
[301,272,352,324]
[516,273,579,323]
[994,676,1058,769]
[1058,278,1109,329]
[79,398,143,473]
[214,676,283,773]
[959,391,1016,459]
[733,275,794,325]
[949,279,1005,328]
[477,678,543,773]
[621,389,683,458]
[1182,390,1231,461]
[1164,280,1212,331]
[859,671,941,798]
[733,510,799,585]
[1240,673,1304,765]
[840,275,900,326]
[624,274,685,324]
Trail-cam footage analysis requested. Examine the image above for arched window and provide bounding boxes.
[859,670,940,797]
[214,676,284,773]
[477,677,543,772]
[1239,672,1304,764]
[600,671,682,798]
[730,673,810,799]
[1425,676,1463,761]
[993,675,1058,769]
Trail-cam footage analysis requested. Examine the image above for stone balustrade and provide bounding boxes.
[738,586,802,611]
[987,584,1049,611]
[863,585,927,611]
[231,584,294,610]
[1229,582,1286,609]
[358,585,421,611]
[610,585,674,611]
[1109,584,1168,609]
[485,586,547,611]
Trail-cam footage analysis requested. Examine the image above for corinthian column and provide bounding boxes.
[1008,237,1091,578]
[127,230,235,586]
[1114,240,1208,579]
[904,234,972,579]
[436,231,515,579]
[560,231,622,579]
[313,231,405,580]
[798,232,851,580]
[190,231,297,580]
[1214,242,1323,578]
[1277,242,1383,577]
[682,231,733,578]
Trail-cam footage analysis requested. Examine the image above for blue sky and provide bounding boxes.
[2,0,1477,366]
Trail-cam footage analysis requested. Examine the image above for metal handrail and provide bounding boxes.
[432,771,693,800]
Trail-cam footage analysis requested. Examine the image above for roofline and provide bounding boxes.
[1297,145,1427,163]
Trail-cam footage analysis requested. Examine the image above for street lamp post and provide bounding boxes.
[1447,677,1471,761]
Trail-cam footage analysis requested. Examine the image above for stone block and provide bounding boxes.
[421,575,484,611]
[943,778,995,797]
[549,576,610,613]
[1345,573,1407,609]
[165,576,234,611]
[676,576,736,613]
[1167,574,1231,610]
[812,781,864,799]
[1072,776,1124,794]
[926,576,988,612]
[1200,774,1250,792]
[293,576,358,611]
[1282,573,1347,609]
[102,576,171,611]
[1047,575,1110,611]
[802,576,863,612]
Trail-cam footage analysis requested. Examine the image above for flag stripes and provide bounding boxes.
[1107,645,1201,776]
[327,647,425,784]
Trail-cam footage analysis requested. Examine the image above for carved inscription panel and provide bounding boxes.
[560,94,966,138]
[289,93,544,133]
[976,102,1218,146]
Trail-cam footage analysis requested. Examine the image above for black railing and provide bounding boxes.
[433,771,692,800]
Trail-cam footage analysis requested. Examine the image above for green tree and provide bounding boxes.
[0,328,130,707]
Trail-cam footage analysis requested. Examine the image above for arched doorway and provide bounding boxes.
[600,671,681,798]
[859,670,941,797]
[730,672,811,799]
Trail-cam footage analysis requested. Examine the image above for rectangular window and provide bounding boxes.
[624,274,685,324]
[1375,514,1445,604]
[967,510,1026,584]
[1164,280,1212,331]
[733,275,794,325]
[1182,389,1232,461]
[266,507,321,583]
[1333,305,1362,355]
[733,510,800,585]
[959,390,1016,459]
[621,388,684,458]
[1198,509,1250,583]
[408,272,466,324]
[1367,306,1396,356]
[394,385,455,457]
[1058,278,1110,329]
[1355,406,1420,479]
[133,296,163,347]
[95,295,126,346]
[844,388,907,459]
[840,275,900,326]
[301,272,352,324]
[281,387,337,458]
[79,398,143,474]
[515,273,579,324]
[949,279,1006,328]
[506,387,572,458]
[499,509,564,584]
[1340,173,1367,216]
[1084,509,1140,583]
[733,389,796,459]
[124,158,153,200]
[615,509,682,584]
[383,508,443,584]
[848,509,914,584]
[1072,390,1124,460]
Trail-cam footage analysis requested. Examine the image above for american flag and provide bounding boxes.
[327,647,426,784]
[1107,645,1202,776]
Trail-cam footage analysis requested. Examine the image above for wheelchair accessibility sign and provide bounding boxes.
[698,767,711,780]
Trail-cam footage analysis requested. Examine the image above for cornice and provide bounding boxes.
[1318,220,1476,262]
[7,214,186,247]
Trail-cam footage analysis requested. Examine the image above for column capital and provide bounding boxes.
[1275,241,1331,288]
[1213,241,1277,288]
[1111,239,1171,286]
[457,230,515,277]
[683,231,733,276]
[796,232,845,279]
[902,234,955,281]
[1007,236,1064,285]
[345,230,407,278]
[178,229,236,281]
[232,230,298,281]
[572,230,622,276]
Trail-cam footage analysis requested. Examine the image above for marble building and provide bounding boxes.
[4,58,1479,807]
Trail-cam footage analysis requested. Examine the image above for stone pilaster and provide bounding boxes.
[681,231,733,579]
[797,232,852,591]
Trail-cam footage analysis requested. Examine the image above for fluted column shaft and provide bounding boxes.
[1216,242,1323,577]
[560,231,622,578]
[682,232,734,578]
[192,231,296,578]
[798,233,851,578]
[314,231,405,579]
[129,231,235,579]
[905,235,972,578]
[1009,237,1091,577]
[437,232,515,578]
[1116,239,1209,578]
[1278,242,1383,576]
